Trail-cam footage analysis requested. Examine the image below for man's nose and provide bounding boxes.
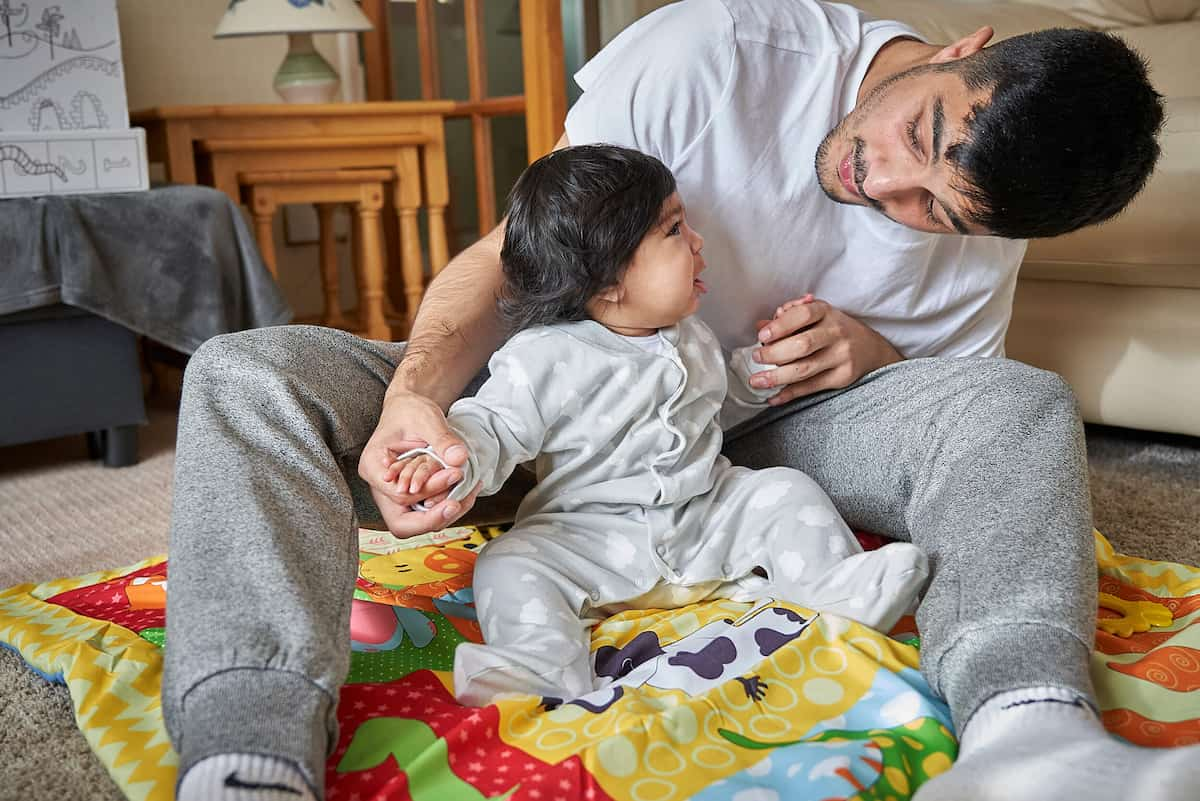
[862,162,922,202]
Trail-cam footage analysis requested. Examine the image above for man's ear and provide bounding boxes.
[929,26,994,65]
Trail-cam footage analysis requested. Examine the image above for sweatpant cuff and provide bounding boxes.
[934,622,1096,731]
[174,668,335,799]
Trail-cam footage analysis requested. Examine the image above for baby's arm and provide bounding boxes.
[433,337,558,503]
[720,345,779,430]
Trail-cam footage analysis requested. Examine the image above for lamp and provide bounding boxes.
[215,0,373,104]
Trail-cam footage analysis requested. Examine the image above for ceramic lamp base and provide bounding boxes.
[274,32,340,104]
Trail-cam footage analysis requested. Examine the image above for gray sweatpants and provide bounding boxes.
[163,325,1095,798]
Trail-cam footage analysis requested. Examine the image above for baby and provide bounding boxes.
[394,144,928,706]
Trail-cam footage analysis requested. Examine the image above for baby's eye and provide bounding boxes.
[668,221,681,236]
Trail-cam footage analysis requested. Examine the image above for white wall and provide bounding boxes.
[118,0,359,105]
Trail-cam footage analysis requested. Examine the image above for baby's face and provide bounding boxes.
[592,192,708,335]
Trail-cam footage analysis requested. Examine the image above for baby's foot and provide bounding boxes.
[786,542,928,631]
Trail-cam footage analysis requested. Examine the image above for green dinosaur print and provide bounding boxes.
[337,716,519,801]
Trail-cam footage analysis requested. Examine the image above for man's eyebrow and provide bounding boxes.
[932,96,945,165]
[931,96,969,232]
[938,197,970,235]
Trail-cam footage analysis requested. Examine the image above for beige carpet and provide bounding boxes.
[0,400,176,801]
[0,404,176,590]
[1,402,1197,800]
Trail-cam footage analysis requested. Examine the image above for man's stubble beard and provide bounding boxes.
[814,121,848,202]
[813,65,917,206]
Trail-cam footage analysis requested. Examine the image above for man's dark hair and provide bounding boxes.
[498,144,676,333]
[943,28,1164,238]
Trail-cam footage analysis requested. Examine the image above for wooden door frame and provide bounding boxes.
[359,0,565,165]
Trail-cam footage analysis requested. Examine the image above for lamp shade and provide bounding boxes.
[215,0,373,38]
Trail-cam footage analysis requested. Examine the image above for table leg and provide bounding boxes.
[416,129,452,275]
[380,190,403,319]
[349,202,362,291]
[351,199,399,325]
[398,206,424,333]
[211,156,241,206]
[164,121,196,185]
[316,203,346,329]
[395,148,427,331]
[356,186,392,341]
[427,205,451,278]
[249,191,279,278]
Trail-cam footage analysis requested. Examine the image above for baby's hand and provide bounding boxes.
[389,452,447,497]
[756,293,815,331]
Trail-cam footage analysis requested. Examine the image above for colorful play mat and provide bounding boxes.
[1,528,1197,801]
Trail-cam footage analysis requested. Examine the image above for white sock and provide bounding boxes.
[177,753,316,801]
[958,685,1098,756]
[913,687,1200,801]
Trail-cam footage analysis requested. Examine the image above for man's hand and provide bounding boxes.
[750,296,903,404]
[358,388,480,537]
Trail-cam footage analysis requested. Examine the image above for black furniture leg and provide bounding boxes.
[86,430,106,460]
[103,425,139,468]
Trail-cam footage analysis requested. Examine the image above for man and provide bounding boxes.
[165,2,1185,800]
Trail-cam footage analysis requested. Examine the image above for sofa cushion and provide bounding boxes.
[858,2,1194,96]
[1013,0,1199,30]
[854,0,1082,41]
[1113,21,1200,97]
[1022,96,1200,289]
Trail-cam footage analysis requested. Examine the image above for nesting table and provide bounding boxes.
[132,102,457,333]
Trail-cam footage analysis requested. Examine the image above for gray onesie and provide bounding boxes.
[436,316,928,706]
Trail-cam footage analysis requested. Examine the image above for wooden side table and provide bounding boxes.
[200,135,436,328]
[242,169,395,341]
[132,102,458,319]
[133,101,454,212]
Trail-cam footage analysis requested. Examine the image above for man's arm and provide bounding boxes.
[391,223,508,410]
[358,134,570,536]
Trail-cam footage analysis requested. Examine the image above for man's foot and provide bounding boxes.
[177,753,316,801]
[913,687,1200,801]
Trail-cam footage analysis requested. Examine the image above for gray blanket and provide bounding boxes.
[0,185,291,354]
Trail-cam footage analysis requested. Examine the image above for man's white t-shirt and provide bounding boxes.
[564,0,1028,358]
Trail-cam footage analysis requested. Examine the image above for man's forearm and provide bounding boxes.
[390,224,507,410]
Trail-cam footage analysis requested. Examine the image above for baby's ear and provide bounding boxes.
[595,284,624,304]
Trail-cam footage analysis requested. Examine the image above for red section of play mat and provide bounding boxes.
[47,561,166,633]
[329,671,616,801]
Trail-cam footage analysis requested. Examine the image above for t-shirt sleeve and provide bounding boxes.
[564,0,735,167]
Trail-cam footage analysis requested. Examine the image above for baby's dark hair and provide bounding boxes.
[498,144,676,333]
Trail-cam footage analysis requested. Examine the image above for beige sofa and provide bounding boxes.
[851,0,1200,437]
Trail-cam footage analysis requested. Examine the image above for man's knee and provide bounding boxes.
[184,325,351,402]
[958,359,1082,436]
[188,326,286,382]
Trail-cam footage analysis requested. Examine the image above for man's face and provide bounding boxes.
[815,64,993,236]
